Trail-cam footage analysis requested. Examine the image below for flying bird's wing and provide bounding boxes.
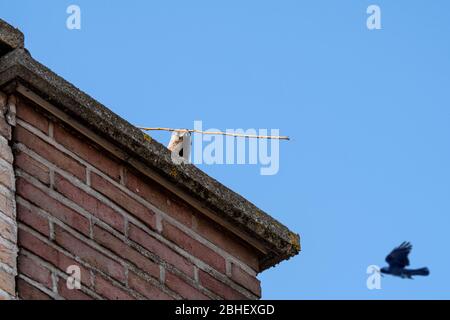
[385,242,412,269]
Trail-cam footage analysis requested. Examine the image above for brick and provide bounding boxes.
[53,124,122,181]
[128,224,194,278]
[231,263,261,297]
[17,254,53,289]
[0,191,14,219]
[128,272,172,300]
[16,100,49,134]
[91,173,155,229]
[14,150,50,186]
[0,216,15,243]
[0,117,11,140]
[165,271,208,300]
[0,162,14,190]
[17,278,51,300]
[94,275,134,300]
[0,267,15,295]
[126,170,193,227]
[16,178,90,236]
[54,225,126,283]
[93,225,160,279]
[162,221,226,273]
[0,243,16,268]
[54,173,124,233]
[195,216,259,272]
[17,203,50,236]
[57,258,91,287]
[0,137,13,163]
[18,227,57,262]
[199,270,247,300]
[18,228,91,286]
[57,277,93,300]
[14,125,86,181]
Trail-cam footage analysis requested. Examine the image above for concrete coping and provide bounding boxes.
[0,19,24,56]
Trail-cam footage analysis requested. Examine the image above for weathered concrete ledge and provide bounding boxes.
[0,20,24,56]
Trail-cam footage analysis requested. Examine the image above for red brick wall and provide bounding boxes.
[10,95,261,300]
[0,93,17,300]
[0,92,18,300]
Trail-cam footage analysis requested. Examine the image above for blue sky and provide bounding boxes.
[2,1,450,299]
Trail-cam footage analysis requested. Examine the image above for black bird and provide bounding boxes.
[380,242,430,279]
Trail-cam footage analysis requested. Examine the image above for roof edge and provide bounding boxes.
[0,19,24,56]
[0,47,300,271]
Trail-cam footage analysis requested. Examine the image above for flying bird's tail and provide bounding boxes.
[406,267,430,277]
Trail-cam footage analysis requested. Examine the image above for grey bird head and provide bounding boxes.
[380,267,389,274]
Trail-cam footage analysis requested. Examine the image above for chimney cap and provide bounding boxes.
[0,19,24,56]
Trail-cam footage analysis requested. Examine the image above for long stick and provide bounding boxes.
[137,127,290,140]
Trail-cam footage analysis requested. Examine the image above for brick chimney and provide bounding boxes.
[0,18,300,300]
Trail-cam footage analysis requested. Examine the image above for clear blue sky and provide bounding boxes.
[2,1,450,299]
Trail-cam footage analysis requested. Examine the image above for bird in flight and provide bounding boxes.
[381,242,430,279]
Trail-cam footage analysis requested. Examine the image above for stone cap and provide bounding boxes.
[0,19,24,56]
[0,18,300,271]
